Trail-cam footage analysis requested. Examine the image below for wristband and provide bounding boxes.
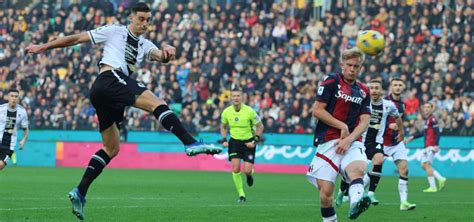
[254,135,261,143]
[222,138,227,143]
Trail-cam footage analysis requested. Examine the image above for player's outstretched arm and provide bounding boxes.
[19,127,29,150]
[25,32,91,54]
[149,44,176,63]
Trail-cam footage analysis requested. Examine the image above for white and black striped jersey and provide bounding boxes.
[88,24,158,76]
[0,104,29,151]
[363,99,399,145]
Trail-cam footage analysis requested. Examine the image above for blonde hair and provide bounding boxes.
[340,47,366,64]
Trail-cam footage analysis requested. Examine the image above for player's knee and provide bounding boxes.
[0,162,5,170]
[373,153,384,165]
[319,192,333,207]
[232,166,241,173]
[399,165,408,176]
[104,145,120,158]
[137,91,166,113]
[346,162,367,178]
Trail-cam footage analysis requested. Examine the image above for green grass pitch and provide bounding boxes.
[1,167,473,221]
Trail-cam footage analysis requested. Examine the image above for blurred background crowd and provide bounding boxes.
[0,0,472,137]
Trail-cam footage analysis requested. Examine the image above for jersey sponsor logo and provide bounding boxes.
[5,116,16,134]
[234,117,239,122]
[335,90,363,104]
[360,89,367,98]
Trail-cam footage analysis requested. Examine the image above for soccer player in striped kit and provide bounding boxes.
[0,89,29,171]
[382,78,416,211]
[306,47,372,221]
[335,79,404,206]
[25,3,222,220]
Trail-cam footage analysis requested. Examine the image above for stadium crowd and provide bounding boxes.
[0,0,472,137]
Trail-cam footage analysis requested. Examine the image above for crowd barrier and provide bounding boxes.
[12,131,474,179]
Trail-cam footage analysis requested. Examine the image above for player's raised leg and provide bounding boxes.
[344,159,371,220]
[231,158,246,202]
[134,90,222,156]
[69,123,119,220]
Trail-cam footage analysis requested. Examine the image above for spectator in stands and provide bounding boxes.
[0,0,470,137]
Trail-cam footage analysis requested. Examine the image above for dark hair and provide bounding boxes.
[370,79,382,86]
[7,88,19,94]
[231,86,242,92]
[132,2,151,13]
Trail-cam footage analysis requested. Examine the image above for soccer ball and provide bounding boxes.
[356,30,385,56]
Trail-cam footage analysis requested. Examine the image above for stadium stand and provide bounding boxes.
[0,0,472,136]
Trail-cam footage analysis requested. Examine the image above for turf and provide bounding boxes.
[1,167,473,222]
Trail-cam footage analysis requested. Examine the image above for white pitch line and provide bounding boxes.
[1,202,474,211]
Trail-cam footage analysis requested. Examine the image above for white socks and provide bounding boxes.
[433,170,444,180]
[363,173,370,190]
[428,176,436,189]
[398,177,408,202]
[323,215,337,222]
[349,178,364,205]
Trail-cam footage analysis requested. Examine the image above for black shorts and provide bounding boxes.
[365,142,384,160]
[228,138,256,164]
[0,148,13,164]
[90,70,147,132]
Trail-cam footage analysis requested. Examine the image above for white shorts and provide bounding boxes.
[306,140,367,188]
[421,146,435,164]
[383,142,408,161]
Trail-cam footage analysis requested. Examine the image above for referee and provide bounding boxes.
[221,87,264,203]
